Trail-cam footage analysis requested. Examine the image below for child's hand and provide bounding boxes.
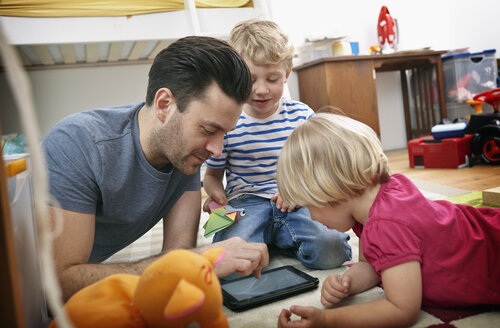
[321,274,351,307]
[202,192,228,212]
[271,192,297,212]
[278,306,325,328]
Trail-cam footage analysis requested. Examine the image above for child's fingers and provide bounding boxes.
[212,193,228,205]
[289,305,314,319]
[321,276,348,306]
[323,274,347,293]
[321,293,345,307]
[278,308,292,327]
[202,197,214,212]
[341,275,351,291]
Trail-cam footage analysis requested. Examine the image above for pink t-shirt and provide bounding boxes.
[353,174,500,307]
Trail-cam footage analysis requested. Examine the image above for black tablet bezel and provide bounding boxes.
[221,265,319,312]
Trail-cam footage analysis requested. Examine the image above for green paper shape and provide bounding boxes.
[203,211,235,238]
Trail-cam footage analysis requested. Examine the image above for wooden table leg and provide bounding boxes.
[400,69,412,142]
[435,59,447,120]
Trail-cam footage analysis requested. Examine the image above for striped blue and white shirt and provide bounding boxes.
[205,98,314,201]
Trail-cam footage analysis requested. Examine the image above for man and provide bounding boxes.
[43,36,269,300]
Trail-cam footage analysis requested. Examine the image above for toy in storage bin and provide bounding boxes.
[408,135,473,168]
[442,49,497,102]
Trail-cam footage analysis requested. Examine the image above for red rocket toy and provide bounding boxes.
[377,6,398,52]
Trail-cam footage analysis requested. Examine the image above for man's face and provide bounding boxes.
[155,83,242,175]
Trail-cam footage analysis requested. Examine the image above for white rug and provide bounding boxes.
[105,179,500,328]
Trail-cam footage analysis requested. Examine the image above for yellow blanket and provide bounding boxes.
[0,0,253,17]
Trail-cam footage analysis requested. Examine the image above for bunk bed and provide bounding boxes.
[0,0,271,68]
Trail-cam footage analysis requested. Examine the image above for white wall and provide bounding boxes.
[272,0,499,150]
[1,0,499,147]
[1,64,150,136]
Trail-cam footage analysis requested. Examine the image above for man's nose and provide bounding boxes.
[206,133,224,158]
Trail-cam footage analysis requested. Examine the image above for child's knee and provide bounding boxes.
[298,232,352,269]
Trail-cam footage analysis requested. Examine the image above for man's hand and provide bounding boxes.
[211,237,268,278]
[271,192,297,213]
[321,274,351,307]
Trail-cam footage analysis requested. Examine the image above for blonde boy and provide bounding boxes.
[203,20,351,269]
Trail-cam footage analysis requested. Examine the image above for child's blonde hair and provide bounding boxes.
[277,113,391,207]
[229,19,294,70]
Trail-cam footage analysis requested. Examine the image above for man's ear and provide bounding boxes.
[154,88,175,123]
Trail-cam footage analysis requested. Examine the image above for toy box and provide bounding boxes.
[408,134,473,168]
[442,49,497,102]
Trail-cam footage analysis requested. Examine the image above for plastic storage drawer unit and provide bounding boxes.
[442,49,497,102]
[408,134,473,168]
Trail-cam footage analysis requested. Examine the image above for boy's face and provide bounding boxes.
[244,59,290,119]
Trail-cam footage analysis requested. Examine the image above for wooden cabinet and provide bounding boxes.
[294,51,448,141]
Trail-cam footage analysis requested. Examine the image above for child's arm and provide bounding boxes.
[202,167,228,212]
[321,243,380,307]
[278,261,422,328]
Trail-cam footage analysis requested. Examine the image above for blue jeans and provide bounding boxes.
[213,195,352,269]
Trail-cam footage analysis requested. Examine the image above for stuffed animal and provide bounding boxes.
[49,248,228,328]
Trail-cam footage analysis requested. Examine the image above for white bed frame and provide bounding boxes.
[0,0,271,45]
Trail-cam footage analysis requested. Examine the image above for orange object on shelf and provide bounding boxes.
[5,158,27,177]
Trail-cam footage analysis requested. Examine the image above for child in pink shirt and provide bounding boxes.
[276,113,500,327]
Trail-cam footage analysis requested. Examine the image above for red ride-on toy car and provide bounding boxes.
[465,88,500,164]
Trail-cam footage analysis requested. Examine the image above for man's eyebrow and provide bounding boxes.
[202,120,228,132]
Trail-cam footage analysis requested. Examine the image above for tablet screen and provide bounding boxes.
[221,268,309,301]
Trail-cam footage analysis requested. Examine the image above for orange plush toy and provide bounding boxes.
[50,248,228,328]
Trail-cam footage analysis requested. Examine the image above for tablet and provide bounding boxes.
[220,265,319,312]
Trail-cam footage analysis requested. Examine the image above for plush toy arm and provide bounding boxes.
[202,247,226,266]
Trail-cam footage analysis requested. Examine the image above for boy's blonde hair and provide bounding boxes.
[229,19,294,70]
[277,113,391,207]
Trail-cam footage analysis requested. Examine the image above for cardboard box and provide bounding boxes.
[482,187,500,207]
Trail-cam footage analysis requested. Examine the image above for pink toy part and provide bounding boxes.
[214,249,226,266]
[208,200,223,213]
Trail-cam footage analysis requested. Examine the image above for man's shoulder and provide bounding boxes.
[47,102,142,143]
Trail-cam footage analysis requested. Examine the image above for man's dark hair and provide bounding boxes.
[146,36,252,111]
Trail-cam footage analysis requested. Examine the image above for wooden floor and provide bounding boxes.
[386,148,500,191]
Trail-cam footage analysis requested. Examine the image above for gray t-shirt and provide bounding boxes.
[43,102,200,262]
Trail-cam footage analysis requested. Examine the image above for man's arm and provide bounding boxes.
[161,189,202,251]
[52,189,268,301]
[162,188,269,278]
[49,206,162,301]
